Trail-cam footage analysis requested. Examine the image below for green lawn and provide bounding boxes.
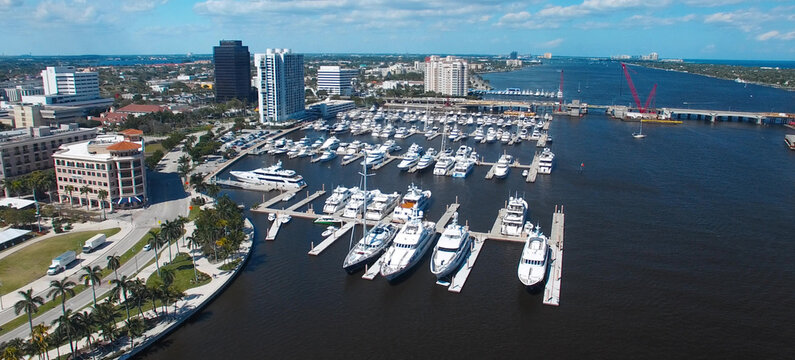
[0,284,87,336]
[99,228,158,278]
[188,205,201,221]
[0,228,120,296]
[146,253,210,293]
[144,142,165,155]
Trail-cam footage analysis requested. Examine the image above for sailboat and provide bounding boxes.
[632,120,647,139]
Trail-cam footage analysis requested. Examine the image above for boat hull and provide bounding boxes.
[430,237,472,279]
[381,232,435,282]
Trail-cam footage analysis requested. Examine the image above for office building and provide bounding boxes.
[255,49,306,123]
[308,99,355,119]
[213,40,252,102]
[22,66,111,107]
[506,59,523,67]
[3,86,44,102]
[424,55,469,96]
[509,51,518,59]
[53,129,146,210]
[317,66,358,96]
[0,124,97,184]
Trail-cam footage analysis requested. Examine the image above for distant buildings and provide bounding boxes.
[641,52,659,61]
[543,53,552,59]
[506,59,523,67]
[611,52,660,61]
[0,124,97,183]
[213,40,253,103]
[308,99,355,119]
[3,85,44,102]
[255,49,306,123]
[509,51,518,59]
[317,66,358,96]
[424,56,469,96]
[53,129,147,210]
[23,66,111,107]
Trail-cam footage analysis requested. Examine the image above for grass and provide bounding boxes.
[0,284,86,336]
[218,258,241,271]
[0,228,121,296]
[188,205,201,221]
[144,142,165,155]
[146,253,210,293]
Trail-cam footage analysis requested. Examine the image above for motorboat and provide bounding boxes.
[323,186,352,214]
[517,225,549,288]
[379,210,436,282]
[538,148,555,174]
[391,183,432,222]
[451,158,474,178]
[365,191,401,221]
[433,155,455,176]
[500,132,511,144]
[317,150,337,162]
[314,216,343,225]
[415,149,437,171]
[342,223,398,273]
[494,154,513,179]
[430,212,472,279]
[342,189,374,218]
[500,196,528,236]
[321,226,338,237]
[229,161,306,190]
[320,136,340,150]
[361,151,385,167]
[396,149,421,170]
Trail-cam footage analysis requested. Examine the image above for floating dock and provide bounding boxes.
[340,153,364,166]
[447,235,486,293]
[265,218,282,241]
[308,222,355,256]
[362,253,387,280]
[286,190,326,211]
[435,203,461,233]
[525,152,541,183]
[537,133,548,148]
[258,189,302,210]
[543,206,565,306]
[372,156,397,170]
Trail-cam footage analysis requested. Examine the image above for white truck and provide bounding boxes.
[82,234,107,253]
[47,251,76,275]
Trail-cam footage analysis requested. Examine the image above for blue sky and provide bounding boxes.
[1,0,793,60]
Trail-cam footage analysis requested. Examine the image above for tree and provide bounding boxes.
[148,229,163,278]
[79,185,91,211]
[125,318,146,350]
[129,279,148,319]
[159,267,176,289]
[64,185,74,207]
[0,345,22,360]
[47,278,76,356]
[50,310,76,359]
[185,236,200,282]
[80,265,103,307]
[30,324,50,360]
[93,302,119,342]
[106,254,121,282]
[13,289,44,341]
[97,189,109,219]
[110,275,133,323]
[71,311,96,357]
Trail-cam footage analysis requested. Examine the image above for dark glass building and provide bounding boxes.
[213,40,252,103]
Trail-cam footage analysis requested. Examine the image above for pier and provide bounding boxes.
[340,153,364,166]
[435,202,461,233]
[537,133,548,148]
[265,218,281,241]
[258,189,302,210]
[286,190,326,211]
[447,235,486,293]
[361,253,386,280]
[543,206,565,306]
[372,156,398,170]
[308,222,355,256]
[525,152,541,183]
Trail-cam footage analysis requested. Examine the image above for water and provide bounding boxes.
[481,58,795,113]
[139,67,795,359]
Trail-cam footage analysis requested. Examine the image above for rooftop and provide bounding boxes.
[116,104,165,114]
[106,141,141,151]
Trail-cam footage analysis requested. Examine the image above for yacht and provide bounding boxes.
[379,210,436,282]
[361,150,385,168]
[473,127,485,141]
[317,150,337,162]
[394,127,409,139]
[517,225,549,288]
[320,136,340,150]
[430,212,472,279]
[494,154,513,179]
[530,128,542,140]
[397,151,421,170]
[229,161,306,189]
[323,186,352,214]
[379,125,395,138]
[433,155,455,176]
[391,184,432,222]
[500,196,528,236]
[415,148,437,171]
[342,189,374,218]
[451,157,475,178]
[342,223,399,273]
[538,148,555,174]
[365,191,401,221]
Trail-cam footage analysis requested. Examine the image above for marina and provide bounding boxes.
[308,222,355,256]
[543,206,565,306]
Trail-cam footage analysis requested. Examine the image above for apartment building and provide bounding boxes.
[0,125,97,183]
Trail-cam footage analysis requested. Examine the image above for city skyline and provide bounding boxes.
[1,0,794,60]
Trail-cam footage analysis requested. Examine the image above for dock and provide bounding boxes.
[435,203,461,233]
[286,190,326,211]
[426,132,441,141]
[265,218,282,241]
[361,253,387,280]
[204,125,301,182]
[525,152,541,183]
[258,189,302,210]
[537,133,548,148]
[372,156,397,170]
[542,121,551,130]
[341,153,364,166]
[308,222,355,256]
[447,235,486,293]
[543,206,565,306]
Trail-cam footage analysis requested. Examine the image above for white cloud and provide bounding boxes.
[755,30,795,41]
[122,0,168,13]
[0,0,24,8]
[540,38,563,48]
[625,13,696,27]
[35,0,97,24]
[682,0,745,6]
[704,8,781,32]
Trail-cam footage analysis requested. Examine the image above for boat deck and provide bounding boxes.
[543,206,565,306]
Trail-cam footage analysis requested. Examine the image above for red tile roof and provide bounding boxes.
[101,112,128,123]
[106,141,142,151]
[116,104,166,114]
[118,129,143,136]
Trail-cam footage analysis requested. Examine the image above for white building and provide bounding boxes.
[22,66,112,108]
[255,49,306,123]
[506,59,523,67]
[424,55,469,96]
[3,86,44,102]
[317,66,358,96]
[308,99,355,119]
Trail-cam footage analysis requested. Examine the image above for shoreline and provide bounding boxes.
[628,63,795,92]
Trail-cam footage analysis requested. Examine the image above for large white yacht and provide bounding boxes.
[494,154,513,179]
[433,155,455,176]
[396,146,423,170]
[415,148,437,171]
[323,186,352,214]
[430,212,472,280]
[365,191,401,221]
[229,161,306,190]
[538,148,555,174]
[342,189,374,218]
[517,225,549,288]
[391,184,432,222]
[342,223,398,273]
[361,150,385,168]
[500,196,528,236]
[380,210,436,282]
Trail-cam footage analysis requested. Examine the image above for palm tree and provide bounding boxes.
[13,289,44,340]
[30,324,50,360]
[80,265,103,307]
[93,301,119,342]
[129,279,148,319]
[50,310,76,359]
[167,287,186,314]
[161,220,182,262]
[47,278,76,356]
[110,275,133,323]
[205,183,220,200]
[79,185,91,211]
[106,254,121,282]
[159,267,176,289]
[147,285,160,317]
[124,318,146,350]
[64,185,74,207]
[97,189,109,219]
[148,229,163,278]
[185,235,200,282]
[71,310,96,357]
[1,345,22,360]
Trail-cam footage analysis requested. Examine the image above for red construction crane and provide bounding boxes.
[557,70,564,112]
[620,63,657,113]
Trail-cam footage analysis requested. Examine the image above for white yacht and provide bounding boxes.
[415,148,437,171]
[365,191,401,221]
[396,146,423,170]
[229,161,306,189]
[517,225,549,288]
[500,132,511,144]
[323,186,352,214]
[320,136,340,150]
[451,157,474,178]
[394,127,409,139]
[500,196,528,236]
[530,128,542,140]
[494,154,513,179]
[538,148,555,174]
[430,212,472,279]
[391,184,432,222]
[342,223,398,273]
[473,127,485,141]
[361,151,385,168]
[317,150,337,162]
[380,210,436,282]
[433,155,455,176]
[342,189,374,218]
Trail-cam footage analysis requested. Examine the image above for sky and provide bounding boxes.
[1,0,794,60]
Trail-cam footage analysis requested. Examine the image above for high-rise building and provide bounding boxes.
[509,51,518,59]
[22,66,111,107]
[424,55,468,96]
[213,40,252,103]
[255,49,306,123]
[317,66,358,96]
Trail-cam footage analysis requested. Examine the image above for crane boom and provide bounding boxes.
[620,62,657,114]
